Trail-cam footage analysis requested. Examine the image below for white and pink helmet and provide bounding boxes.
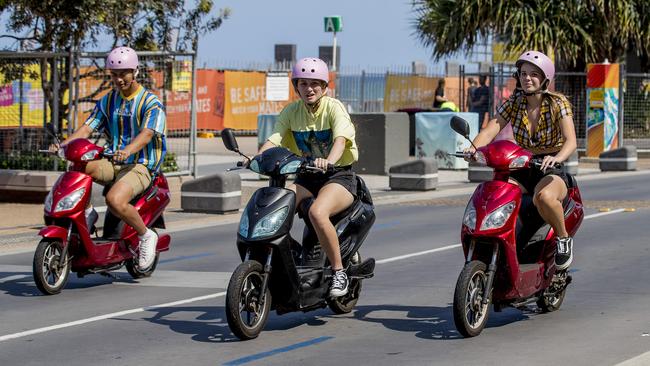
[291,58,329,85]
[515,50,554,89]
[106,46,139,70]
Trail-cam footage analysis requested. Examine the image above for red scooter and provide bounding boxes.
[449,116,584,337]
[34,136,171,295]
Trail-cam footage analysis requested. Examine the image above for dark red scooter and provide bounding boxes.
[449,116,583,337]
[34,136,171,295]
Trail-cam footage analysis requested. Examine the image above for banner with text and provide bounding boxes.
[383,74,439,111]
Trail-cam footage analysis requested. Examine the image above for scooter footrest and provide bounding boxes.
[348,258,375,279]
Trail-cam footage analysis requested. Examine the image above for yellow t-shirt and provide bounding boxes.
[267,96,358,166]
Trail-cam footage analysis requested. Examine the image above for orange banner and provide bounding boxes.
[165,69,225,131]
[224,71,290,130]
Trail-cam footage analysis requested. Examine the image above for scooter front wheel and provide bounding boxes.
[225,260,271,340]
[453,260,490,337]
[33,239,70,295]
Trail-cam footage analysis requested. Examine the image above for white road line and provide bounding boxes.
[0,292,226,342]
[584,208,625,219]
[0,207,630,343]
[615,350,650,366]
[0,274,29,283]
[376,244,462,264]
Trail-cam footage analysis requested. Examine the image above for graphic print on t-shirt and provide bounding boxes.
[293,129,332,159]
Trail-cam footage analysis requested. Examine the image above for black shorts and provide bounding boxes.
[294,166,357,198]
[510,156,571,194]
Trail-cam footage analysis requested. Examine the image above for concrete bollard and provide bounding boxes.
[351,113,409,175]
[468,161,493,182]
[181,172,241,213]
[389,159,438,191]
[562,151,579,176]
[599,146,637,171]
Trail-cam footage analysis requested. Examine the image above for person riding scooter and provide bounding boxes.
[464,50,577,271]
[50,46,167,271]
[257,57,358,297]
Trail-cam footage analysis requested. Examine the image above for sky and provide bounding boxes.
[0,0,483,72]
[199,0,452,70]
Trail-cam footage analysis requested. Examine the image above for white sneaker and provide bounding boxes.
[138,229,158,270]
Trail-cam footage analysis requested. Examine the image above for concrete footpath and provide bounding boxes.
[1,136,649,255]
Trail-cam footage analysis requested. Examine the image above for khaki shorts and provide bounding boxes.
[88,159,152,199]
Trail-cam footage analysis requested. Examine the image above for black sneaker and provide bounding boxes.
[330,270,349,297]
[555,237,573,271]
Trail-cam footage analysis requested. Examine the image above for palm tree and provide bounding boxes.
[412,0,649,71]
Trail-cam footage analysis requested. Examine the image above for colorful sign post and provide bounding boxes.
[586,63,619,157]
[324,16,342,71]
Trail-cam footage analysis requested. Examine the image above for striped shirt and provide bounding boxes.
[497,93,573,154]
[85,85,167,172]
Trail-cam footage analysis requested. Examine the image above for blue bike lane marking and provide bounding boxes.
[222,336,335,366]
[373,220,400,230]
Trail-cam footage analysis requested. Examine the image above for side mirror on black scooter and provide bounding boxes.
[450,116,471,140]
[221,128,239,153]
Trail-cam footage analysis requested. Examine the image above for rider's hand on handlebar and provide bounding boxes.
[113,148,132,163]
[313,158,331,171]
[462,147,477,162]
[48,143,60,153]
[540,155,561,173]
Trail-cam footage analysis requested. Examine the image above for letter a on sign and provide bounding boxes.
[324,16,342,32]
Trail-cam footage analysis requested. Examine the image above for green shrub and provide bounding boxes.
[0,152,66,171]
[161,152,179,173]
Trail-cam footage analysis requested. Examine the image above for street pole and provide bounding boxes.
[332,31,337,72]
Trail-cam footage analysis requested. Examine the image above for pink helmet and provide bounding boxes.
[106,46,139,70]
[515,50,554,83]
[291,58,329,84]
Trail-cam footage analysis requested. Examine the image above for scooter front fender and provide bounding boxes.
[38,225,68,244]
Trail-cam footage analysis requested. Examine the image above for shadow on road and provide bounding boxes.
[349,304,530,340]
[0,270,138,297]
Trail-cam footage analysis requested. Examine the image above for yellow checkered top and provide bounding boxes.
[497,93,573,154]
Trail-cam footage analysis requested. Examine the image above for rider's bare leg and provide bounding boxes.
[533,175,569,237]
[287,183,314,208]
[105,182,147,236]
[308,183,354,270]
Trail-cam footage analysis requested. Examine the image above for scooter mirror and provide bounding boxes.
[221,128,239,152]
[450,116,471,140]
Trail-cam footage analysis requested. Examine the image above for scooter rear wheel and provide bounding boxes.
[453,260,490,337]
[33,239,70,295]
[226,260,271,340]
[537,271,568,312]
[328,252,363,314]
[126,253,160,279]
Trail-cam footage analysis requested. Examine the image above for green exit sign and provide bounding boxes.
[324,16,343,32]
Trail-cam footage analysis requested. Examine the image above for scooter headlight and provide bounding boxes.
[474,151,487,165]
[463,200,477,230]
[54,187,86,213]
[279,160,301,174]
[238,207,249,237]
[81,149,100,161]
[249,159,261,174]
[44,190,53,213]
[480,201,516,230]
[509,156,529,169]
[251,206,289,239]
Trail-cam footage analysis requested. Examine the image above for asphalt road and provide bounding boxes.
[0,173,649,366]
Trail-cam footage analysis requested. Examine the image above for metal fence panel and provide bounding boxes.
[0,51,196,174]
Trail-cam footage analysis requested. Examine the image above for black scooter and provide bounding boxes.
[220,129,376,340]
